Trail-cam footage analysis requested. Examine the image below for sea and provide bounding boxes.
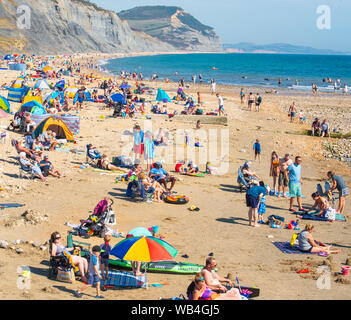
[102,53,351,92]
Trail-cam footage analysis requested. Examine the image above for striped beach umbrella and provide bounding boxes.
[110,236,177,262]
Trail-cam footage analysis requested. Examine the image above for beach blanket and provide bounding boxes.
[93,168,125,174]
[103,270,146,288]
[273,241,326,255]
[297,210,346,222]
[0,203,25,209]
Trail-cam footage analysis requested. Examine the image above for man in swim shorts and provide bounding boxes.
[278,154,292,198]
[288,102,297,123]
[216,93,225,116]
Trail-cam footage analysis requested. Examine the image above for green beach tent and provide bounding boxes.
[0,95,11,113]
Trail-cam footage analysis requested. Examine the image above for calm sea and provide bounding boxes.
[103,53,351,92]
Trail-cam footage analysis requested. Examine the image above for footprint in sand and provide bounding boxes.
[162,217,178,223]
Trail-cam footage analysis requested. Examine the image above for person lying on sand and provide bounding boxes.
[297,224,341,254]
[98,155,128,173]
[188,272,243,300]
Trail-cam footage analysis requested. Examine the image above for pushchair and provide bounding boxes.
[78,199,116,238]
[8,112,26,133]
[112,102,124,118]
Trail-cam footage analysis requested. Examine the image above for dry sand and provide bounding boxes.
[0,53,350,300]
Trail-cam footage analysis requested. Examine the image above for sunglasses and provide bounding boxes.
[55,237,61,240]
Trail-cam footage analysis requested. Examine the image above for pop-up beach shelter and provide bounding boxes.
[156,88,171,103]
[34,79,50,90]
[0,96,10,113]
[33,116,74,141]
[7,86,30,103]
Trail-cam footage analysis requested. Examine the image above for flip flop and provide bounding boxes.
[289,209,296,213]
[296,269,310,274]
[181,254,189,258]
[189,206,200,212]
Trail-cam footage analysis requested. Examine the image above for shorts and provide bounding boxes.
[340,187,349,197]
[146,187,155,194]
[289,182,302,198]
[78,97,84,104]
[246,194,258,209]
[258,202,266,214]
[100,258,109,268]
[255,150,261,156]
[87,274,100,285]
[291,112,296,117]
[278,171,288,187]
[219,105,224,111]
[299,247,312,253]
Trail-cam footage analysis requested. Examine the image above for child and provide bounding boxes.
[175,161,185,173]
[253,139,261,163]
[258,181,267,223]
[298,110,305,123]
[185,130,190,147]
[88,144,101,160]
[100,235,112,284]
[206,162,217,175]
[74,245,104,299]
[187,161,198,174]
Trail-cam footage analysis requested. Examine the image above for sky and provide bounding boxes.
[92,0,351,52]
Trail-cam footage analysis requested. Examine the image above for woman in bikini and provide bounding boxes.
[32,137,44,159]
[270,151,280,194]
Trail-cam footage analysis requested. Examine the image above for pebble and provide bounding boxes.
[0,240,8,249]
[322,139,351,161]
[40,246,47,251]
[16,248,23,254]
[240,149,246,153]
[32,242,39,248]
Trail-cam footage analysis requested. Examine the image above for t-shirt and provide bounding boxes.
[150,167,167,180]
[40,160,52,171]
[218,96,223,106]
[20,157,31,170]
[288,163,301,183]
[253,142,261,152]
[175,163,183,172]
[321,123,329,131]
[89,254,100,276]
[100,243,112,260]
[247,186,267,199]
[332,175,347,192]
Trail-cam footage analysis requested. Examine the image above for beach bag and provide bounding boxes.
[268,215,285,228]
[56,267,76,284]
[195,109,203,115]
[112,155,133,167]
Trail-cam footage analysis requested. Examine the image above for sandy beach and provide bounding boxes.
[0,52,350,300]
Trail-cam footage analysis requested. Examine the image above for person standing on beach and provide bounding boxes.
[199,74,203,84]
[247,93,255,111]
[210,79,216,95]
[246,181,268,227]
[255,93,262,112]
[180,77,185,87]
[253,139,261,163]
[216,93,225,116]
[278,154,292,198]
[240,88,245,105]
[288,102,297,123]
[285,156,306,213]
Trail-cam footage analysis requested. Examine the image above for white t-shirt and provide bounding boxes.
[218,96,223,106]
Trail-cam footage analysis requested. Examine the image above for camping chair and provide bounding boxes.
[48,239,73,280]
[237,166,249,193]
[86,145,99,165]
[18,158,35,180]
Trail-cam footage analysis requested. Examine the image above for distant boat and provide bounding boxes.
[211,67,218,70]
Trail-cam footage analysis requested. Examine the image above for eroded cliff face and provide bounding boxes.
[0,1,222,54]
[0,0,173,54]
[118,6,223,52]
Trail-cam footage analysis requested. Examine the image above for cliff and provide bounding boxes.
[118,6,222,52]
[0,0,222,54]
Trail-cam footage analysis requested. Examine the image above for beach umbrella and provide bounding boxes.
[127,227,152,238]
[0,96,11,113]
[120,84,131,89]
[111,93,127,104]
[43,66,53,73]
[110,236,178,262]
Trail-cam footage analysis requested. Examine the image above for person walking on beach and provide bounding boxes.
[255,93,262,112]
[284,156,306,213]
[210,79,216,95]
[216,93,225,116]
[288,102,297,123]
[246,181,268,227]
[199,74,203,84]
[180,77,185,87]
[247,93,255,111]
[270,151,280,194]
[253,139,261,163]
[240,88,245,105]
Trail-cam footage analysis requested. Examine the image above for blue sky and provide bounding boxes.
[93,0,351,52]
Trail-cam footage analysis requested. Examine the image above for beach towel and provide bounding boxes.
[269,190,306,198]
[273,241,325,255]
[103,270,146,288]
[0,203,25,209]
[297,210,346,222]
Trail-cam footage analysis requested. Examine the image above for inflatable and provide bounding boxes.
[164,195,189,205]
[181,172,205,177]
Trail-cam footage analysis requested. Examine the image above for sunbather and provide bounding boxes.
[303,192,336,222]
[32,137,44,158]
[50,231,88,283]
[13,139,40,162]
[39,155,62,178]
[189,273,242,300]
[99,155,128,172]
[297,224,341,254]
